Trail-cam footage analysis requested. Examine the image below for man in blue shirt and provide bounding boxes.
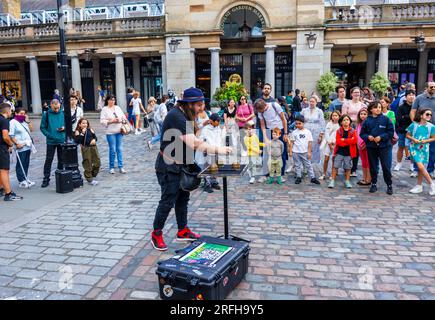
[329,85,347,113]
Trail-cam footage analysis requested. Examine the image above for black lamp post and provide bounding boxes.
[57,0,83,189]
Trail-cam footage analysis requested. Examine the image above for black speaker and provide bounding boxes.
[55,169,74,194]
[61,143,79,168]
[71,169,84,188]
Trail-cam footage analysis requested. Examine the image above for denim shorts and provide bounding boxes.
[398,132,406,148]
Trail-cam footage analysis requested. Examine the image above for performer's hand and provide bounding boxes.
[218,147,233,155]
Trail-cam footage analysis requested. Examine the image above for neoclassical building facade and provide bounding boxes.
[0,0,434,113]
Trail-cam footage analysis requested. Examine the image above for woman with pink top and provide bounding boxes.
[356,108,371,186]
[235,95,255,129]
[342,86,366,176]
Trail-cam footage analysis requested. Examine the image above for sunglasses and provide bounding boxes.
[424,113,432,117]
[241,97,246,100]
[429,86,435,89]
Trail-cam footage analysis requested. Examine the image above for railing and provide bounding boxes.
[0,16,164,41]
[326,3,435,24]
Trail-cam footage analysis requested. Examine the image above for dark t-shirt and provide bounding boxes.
[292,96,301,113]
[155,107,195,173]
[0,114,10,147]
[126,93,134,111]
[337,130,350,156]
[224,107,237,118]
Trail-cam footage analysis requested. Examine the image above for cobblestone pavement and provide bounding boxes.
[0,116,434,300]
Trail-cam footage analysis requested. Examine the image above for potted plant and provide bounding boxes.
[316,72,338,109]
[370,72,390,99]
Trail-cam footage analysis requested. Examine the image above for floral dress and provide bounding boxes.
[301,107,325,164]
[406,122,435,164]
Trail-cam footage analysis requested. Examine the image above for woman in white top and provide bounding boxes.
[70,95,84,131]
[9,107,35,188]
[100,94,128,174]
[301,96,325,166]
[129,91,146,134]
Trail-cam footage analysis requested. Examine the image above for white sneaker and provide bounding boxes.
[119,168,127,174]
[430,183,435,196]
[88,180,99,186]
[147,141,152,150]
[409,185,423,194]
[318,175,325,180]
[410,172,418,178]
[26,180,36,187]
[249,177,255,184]
[258,176,267,183]
[281,177,286,183]
[350,172,358,177]
[109,169,115,174]
[431,172,435,179]
[409,163,414,172]
[19,181,29,189]
[285,166,293,173]
[135,130,140,135]
[393,162,402,171]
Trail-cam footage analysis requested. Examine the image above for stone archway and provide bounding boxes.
[216,1,270,31]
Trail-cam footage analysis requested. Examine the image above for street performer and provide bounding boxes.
[151,87,232,251]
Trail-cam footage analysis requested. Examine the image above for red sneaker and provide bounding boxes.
[151,230,168,251]
[176,227,201,242]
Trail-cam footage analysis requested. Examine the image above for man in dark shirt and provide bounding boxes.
[394,89,415,172]
[292,89,302,115]
[0,103,23,201]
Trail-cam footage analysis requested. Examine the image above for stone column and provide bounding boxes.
[54,60,63,96]
[323,44,333,74]
[417,49,429,93]
[160,51,167,95]
[291,44,297,90]
[366,49,376,86]
[92,58,101,110]
[18,60,28,109]
[265,45,277,93]
[132,57,141,91]
[70,53,82,94]
[209,47,221,99]
[378,43,391,78]
[190,48,196,88]
[27,56,42,114]
[114,52,127,111]
[242,53,251,93]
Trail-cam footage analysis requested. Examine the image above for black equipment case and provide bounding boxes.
[55,169,74,194]
[156,236,249,300]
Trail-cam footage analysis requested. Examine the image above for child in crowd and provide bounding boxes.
[197,113,224,193]
[244,121,262,184]
[406,108,435,195]
[356,108,371,186]
[320,110,340,180]
[266,128,285,185]
[129,91,146,135]
[328,115,358,189]
[74,118,101,186]
[289,116,321,185]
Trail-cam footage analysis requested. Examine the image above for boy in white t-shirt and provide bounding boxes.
[129,91,146,134]
[289,115,321,185]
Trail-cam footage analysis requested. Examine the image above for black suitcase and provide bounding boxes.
[55,169,74,194]
[156,236,249,300]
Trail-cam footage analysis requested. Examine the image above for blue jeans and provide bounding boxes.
[106,133,124,169]
[150,122,163,145]
[413,141,435,173]
[16,150,31,182]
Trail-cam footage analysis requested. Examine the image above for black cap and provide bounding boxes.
[406,89,416,96]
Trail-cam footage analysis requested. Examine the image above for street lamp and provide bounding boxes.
[412,33,426,52]
[305,31,317,49]
[84,48,97,62]
[345,50,355,64]
[168,38,182,53]
[239,10,251,42]
[57,0,83,190]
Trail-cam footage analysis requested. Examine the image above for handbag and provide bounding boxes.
[120,122,132,135]
[179,163,202,192]
[143,115,149,128]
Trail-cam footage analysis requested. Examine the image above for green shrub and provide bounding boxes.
[370,72,390,98]
[317,72,338,99]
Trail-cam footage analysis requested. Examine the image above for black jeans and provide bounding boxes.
[16,150,31,182]
[367,147,392,186]
[153,171,190,231]
[351,148,359,173]
[43,144,63,181]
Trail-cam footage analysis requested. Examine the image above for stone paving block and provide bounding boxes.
[88,267,111,277]
[0,287,20,299]
[130,290,159,300]
[15,289,50,300]
[71,274,101,286]
[90,258,118,268]
[0,275,13,286]
[46,293,82,300]
[62,284,92,296]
